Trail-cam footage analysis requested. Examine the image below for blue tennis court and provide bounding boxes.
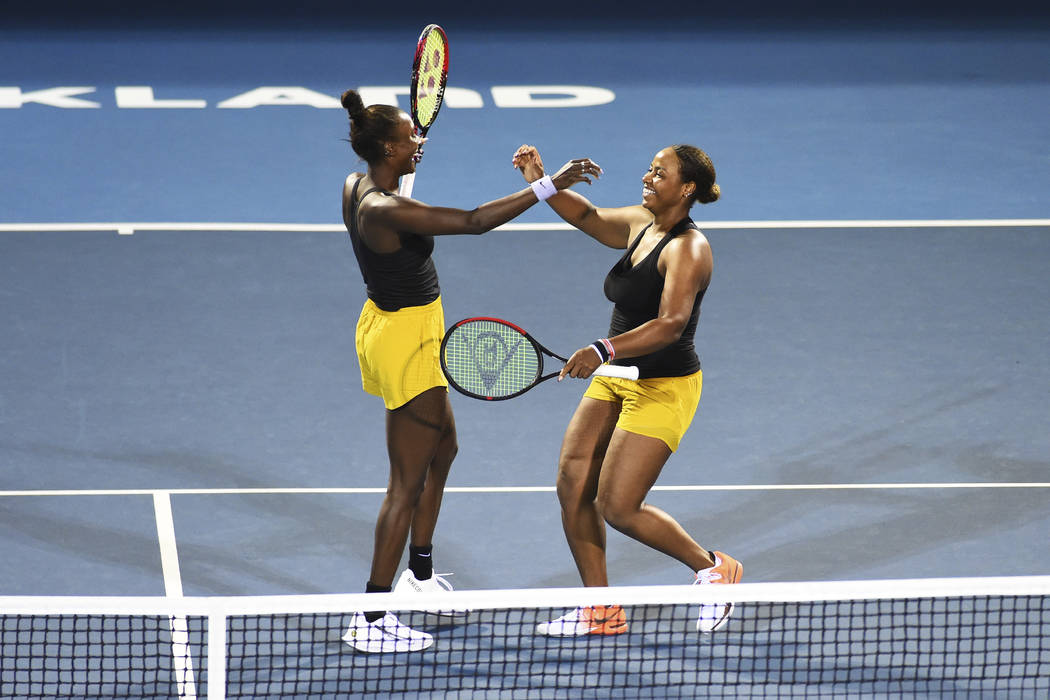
[1,1,1049,695]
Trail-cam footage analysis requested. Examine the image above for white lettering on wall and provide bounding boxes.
[115,87,207,109]
[0,87,100,108]
[217,87,342,109]
[490,85,616,108]
[0,86,616,109]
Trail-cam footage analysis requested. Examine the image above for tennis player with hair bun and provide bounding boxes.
[512,143,743,636]
[337,90,601,654]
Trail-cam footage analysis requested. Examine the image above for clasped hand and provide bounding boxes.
[512,144,602,190]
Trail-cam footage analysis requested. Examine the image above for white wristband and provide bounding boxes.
[530,175,557,202]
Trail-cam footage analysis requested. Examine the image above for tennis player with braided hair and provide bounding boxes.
[512,143,743,636]
[338,90,601,653]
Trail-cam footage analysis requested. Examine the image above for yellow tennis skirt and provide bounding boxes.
[583,369,703,452]
[355,296,448,410]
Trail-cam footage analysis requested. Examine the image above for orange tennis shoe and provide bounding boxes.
[536,604,628,636]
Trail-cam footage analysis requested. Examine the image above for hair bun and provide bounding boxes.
[341,89,366,120]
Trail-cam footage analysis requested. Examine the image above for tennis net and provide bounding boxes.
[2,576,1048,698]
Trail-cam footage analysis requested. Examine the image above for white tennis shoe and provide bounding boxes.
[342,611,433,653]
[394,569,470,617]
[694,551,744,632]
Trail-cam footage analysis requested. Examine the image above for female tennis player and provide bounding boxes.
[338,90,601,654]
[512,143,743,636]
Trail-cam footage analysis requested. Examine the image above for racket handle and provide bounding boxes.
[594,365,639,380]
[398,173,416,197]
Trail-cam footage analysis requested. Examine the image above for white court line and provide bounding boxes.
[153,492,185,596]
[1,483,1048,497]
[152,492,198,700]
[0,219,1048,234]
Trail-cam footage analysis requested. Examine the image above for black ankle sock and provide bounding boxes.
[364,581,391,623]
[409,544,434,581]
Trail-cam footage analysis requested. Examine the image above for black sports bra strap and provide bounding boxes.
[627,217,694,251]
[350,178,386,235]
[349,177,362,228]
[668,216,697,237]
[351,178,384,212]
[359,186,384,202]
[625,223,651,254]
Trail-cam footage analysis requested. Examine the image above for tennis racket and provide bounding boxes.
[398,24,449,198]
[440,317,639,401]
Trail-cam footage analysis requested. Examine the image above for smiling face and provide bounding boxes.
[641,148,695,213]
[385,113,426,173]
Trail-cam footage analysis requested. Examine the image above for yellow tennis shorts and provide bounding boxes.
[355,296,448,410]
[583,369,703,452]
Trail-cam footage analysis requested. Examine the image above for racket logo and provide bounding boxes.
[469,331,523,392]
[417,67,439,103]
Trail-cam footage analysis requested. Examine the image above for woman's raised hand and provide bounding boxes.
[549,157,603,190]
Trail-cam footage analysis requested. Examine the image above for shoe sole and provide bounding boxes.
[590,621,628,635]
[537,619,629,637]
[344,640,433,653]
[342,631,433,653]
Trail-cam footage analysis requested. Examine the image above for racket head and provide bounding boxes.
[440,317,543,401]
[409,24,449,136]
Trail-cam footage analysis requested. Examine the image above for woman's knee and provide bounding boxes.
[596,489,639,533]
[387,472,429,507]
[555,457,596,508]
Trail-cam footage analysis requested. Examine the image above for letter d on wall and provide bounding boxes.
[490,86,615,108]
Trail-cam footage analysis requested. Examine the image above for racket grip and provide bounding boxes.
[594,365,639,380]
[398,173,416,197]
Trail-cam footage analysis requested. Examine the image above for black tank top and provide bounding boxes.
[347,177,440,312]
[604,217,704,379]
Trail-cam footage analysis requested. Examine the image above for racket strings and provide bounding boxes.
[414,31,447,127]
[442,321,540,399]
